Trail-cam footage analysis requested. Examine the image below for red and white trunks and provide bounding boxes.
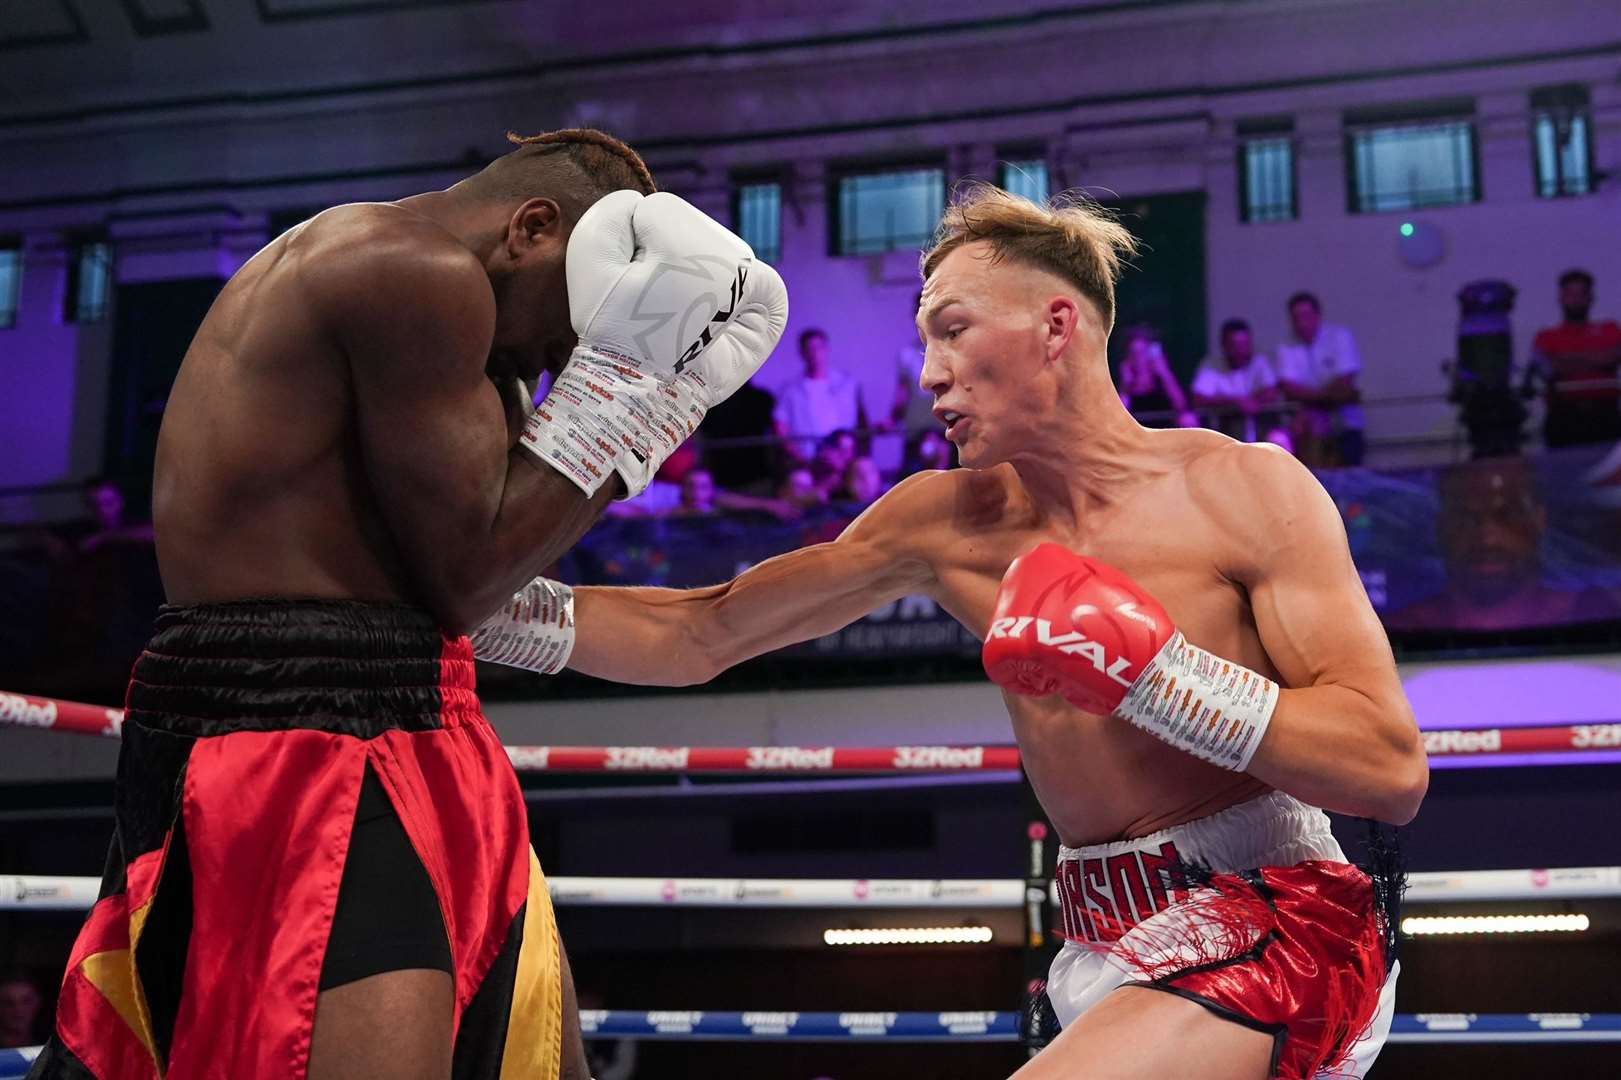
[1048,791,1397,1079]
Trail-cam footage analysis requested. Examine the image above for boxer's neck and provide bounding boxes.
[394,189,507,267]
[1010,353,1161,526]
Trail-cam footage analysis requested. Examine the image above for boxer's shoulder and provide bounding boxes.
[1184,440,1341,568]
[296,203,484,291]
[295,205,494,354]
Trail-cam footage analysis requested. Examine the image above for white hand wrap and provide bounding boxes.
[1116,632,1279,771]
[470,577,577,675]
[521,356,701,497]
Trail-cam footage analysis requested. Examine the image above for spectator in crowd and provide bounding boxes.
[40,478,163,702]
[1385,458,1621,631]
[675,468,718,516]
[904,428,956,474]
[809,429,858,500]
[1116,325,1195,428]
[837,455,886,505]
[698,374,779,494]
[778,466,824,511]
[0,971,43,1049]
[1275,292,1366,466]
[1192,318,1281,442]
[775,328,868,463]
[891,290,937,433]
[1529,269,1621,448]
[604,443,700,518]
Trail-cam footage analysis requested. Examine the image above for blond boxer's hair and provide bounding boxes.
[921,182,1138,332]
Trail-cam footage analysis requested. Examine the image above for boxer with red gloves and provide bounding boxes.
[495,182,1425,1080]
[984,544,1280,772]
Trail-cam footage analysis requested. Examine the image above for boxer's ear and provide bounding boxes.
[506,197,563,260]
[1044,295,1080,364]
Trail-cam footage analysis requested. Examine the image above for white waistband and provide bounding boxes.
[1057,790,1345,874]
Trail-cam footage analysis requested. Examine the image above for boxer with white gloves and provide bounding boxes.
[484,182,1427,1080]
[520,189,789,499]
[32,128,789,1080]
[474,189,787,671]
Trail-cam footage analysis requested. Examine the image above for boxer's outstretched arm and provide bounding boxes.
[315,218,615,634]
[1205,446,1427,824]
[568,474,942,685]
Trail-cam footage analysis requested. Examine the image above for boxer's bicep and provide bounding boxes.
[1228,451,1425,821]
[1235,452,1395,696]
[321,245,514,618]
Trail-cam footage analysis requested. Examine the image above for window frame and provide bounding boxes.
[827,159,947,257]
[1235,116,1298,223]
[64,235,114,325]
[0,238,22,331]
[1343,100,1481,215]
[1530,84,1595,199]
[731,173,785,264]
[997,152,1051,204]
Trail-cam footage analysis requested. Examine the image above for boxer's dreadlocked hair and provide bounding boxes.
[921,181,1139,332]
[466,128,656,218]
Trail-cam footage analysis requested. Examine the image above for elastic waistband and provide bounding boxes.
[126,599,478,738]
[1058,790,1343,874]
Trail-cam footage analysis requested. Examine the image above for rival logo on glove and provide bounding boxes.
[984,616,1135,687]
[673,263,748,375]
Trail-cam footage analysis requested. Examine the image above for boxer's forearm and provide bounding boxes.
[1245,682,1427,825]
[567,585,725,686]
[570,539,932,685]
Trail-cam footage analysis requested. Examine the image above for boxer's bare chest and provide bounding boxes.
[925,464,1273,845]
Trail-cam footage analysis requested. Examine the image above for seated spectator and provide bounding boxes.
[699,374,779,494]
[776,329,868,464]
[904,429,956,474]
[1529,269,1621,448]
[0,970,43,1049]
[1116,325,1195,428]
[604,443,699,518]
[1275,292,1365,466]
[837,456,886,505]
[675,468,718,516]
[810,429,858,499]
[1192,318,1281,442]
[778,466,825,511]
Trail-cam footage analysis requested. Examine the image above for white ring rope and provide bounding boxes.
[5,865,1618,912]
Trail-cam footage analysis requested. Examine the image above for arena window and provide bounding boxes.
[733,179,783,263]
[998,157,1050,204]
[1531,84,1594,198]
[1237,117,1297,223]
[1344,101,1479,214]
[0,240,20,330]
[832,165,945,256]
[65,239,113,325]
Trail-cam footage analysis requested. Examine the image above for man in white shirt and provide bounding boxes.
[1275,292,1366,466]
[775,327,868,463]
[1192,318,1280,443]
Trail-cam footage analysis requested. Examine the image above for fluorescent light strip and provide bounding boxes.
[1400,914,1590,937]
[823,926,995,946]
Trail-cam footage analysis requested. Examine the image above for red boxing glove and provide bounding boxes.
[982,543,1174,715]
[983,543,1278,771]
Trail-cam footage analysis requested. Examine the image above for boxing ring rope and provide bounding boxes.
[6,691,1620,1067]
[7,863,1620,912]
[5,691,1621,766]
[3,1012,1618,1074]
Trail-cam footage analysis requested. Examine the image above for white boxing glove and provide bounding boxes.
[520,191,787,497]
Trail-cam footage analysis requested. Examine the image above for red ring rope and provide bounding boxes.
[3,691,1619,769]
